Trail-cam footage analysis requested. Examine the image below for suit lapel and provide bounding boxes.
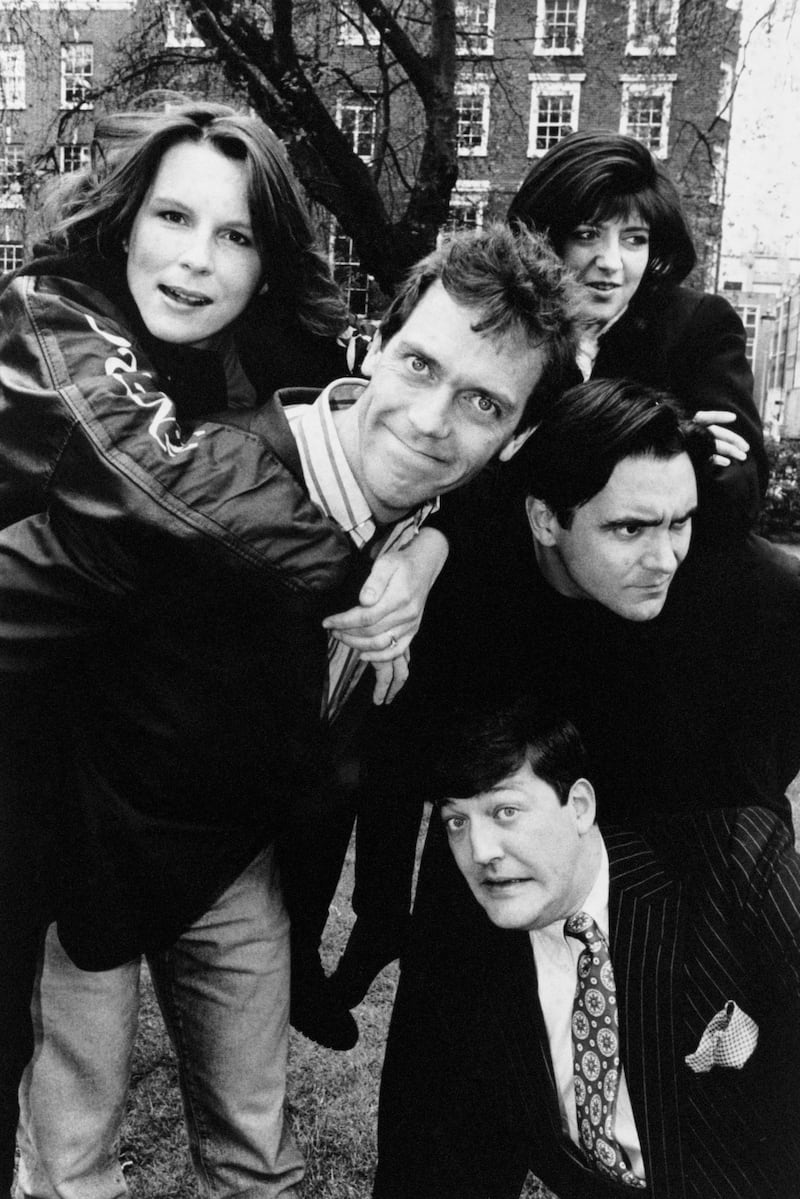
[607,829,688,1199]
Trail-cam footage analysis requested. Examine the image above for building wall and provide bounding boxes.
[0,0,739,310]
[0,0,135,260]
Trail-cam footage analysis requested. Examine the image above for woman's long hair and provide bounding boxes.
[39,100,348,337]
[508,129,696,290]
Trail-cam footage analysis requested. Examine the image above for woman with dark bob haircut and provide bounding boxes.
[508,128,767,532]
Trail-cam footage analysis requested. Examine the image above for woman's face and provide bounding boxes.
[126,140,263,348]
[561,211,650,327]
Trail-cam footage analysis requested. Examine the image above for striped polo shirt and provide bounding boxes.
[285,378,438,720]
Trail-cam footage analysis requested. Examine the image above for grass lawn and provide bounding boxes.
[111,777,800,1196]
[118,827,550,1199]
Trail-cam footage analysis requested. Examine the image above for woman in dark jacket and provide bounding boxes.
[0,101,430,1198]
[507,128,766,538]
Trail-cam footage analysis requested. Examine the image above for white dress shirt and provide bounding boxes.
[530,841,646,1182]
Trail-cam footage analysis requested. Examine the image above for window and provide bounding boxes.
[626,0,679,55]
[0,45,25,110]
[0,143,23,204]
[456,0,495,56]
[533,0,586,55]
[336,95,377,160]
[0,241,22,271]
[330,226,372,319]
[60,42,93,109]
[443,181,489,233]
[337,0,380,46]
[527,73,584,155]
[619,76,675,158]
[736,305,759,366]
[165,3,204,47]
[456,79,490,156]
[59,143,90,173]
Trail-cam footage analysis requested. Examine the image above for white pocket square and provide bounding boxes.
[685,1000,759,1073]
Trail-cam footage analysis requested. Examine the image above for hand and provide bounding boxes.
[694,410,750,467]
[322,527,448,706]
[371,651,411,706]
[323,528,449,660]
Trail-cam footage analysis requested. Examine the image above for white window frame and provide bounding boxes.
[0,240,23,271]
[533,0,587,56]
[0,45,25,110]
[337,0,380,46]
[456,78,490,157]
[336,94,377,161]
[456,0,495,57]
[58,143,91,173]
[329,223,373,319]
[0,142,23,206]
[444,179,490,234]
[626,0,679,55]
[60,42,94,109]
[527,73,585,157]
[619,75,676,159]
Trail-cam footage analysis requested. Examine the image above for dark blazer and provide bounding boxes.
[374,808,800,1199]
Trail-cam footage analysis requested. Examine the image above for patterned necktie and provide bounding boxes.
[565,911,646,1189]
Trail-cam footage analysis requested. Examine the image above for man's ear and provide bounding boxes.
[568,778,596,832]
[498,423,535,462]
[526,495,560,546]
[361,332,383,378]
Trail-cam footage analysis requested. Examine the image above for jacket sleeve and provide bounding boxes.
[0,274,364,604]
[669,292,767,539]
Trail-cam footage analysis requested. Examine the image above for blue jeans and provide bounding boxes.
[16,845,304,1199]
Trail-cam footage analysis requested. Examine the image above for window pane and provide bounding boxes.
[0,242,23,272]
[543,0,580,50]
[536,94,573,150]
[627,94,663,149]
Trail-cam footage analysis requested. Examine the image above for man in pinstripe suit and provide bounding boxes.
[374,701,800,1199]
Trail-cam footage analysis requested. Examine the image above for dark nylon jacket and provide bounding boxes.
[0,261,369,967]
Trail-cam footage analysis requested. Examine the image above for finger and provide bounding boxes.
[354,633,413,662]
[371,660,394,705]
[710,453,732,468]
[372,653,410,705]
[694,410,737,425]
[708,428,748,460]
[357,557,398,607]
[384,654,410,703]
[329,625,414,651]
[323,604,411,633]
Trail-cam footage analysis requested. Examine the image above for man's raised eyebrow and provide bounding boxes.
[601,504,699,531]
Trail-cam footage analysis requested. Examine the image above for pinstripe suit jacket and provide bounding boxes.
[374,807,800,1199]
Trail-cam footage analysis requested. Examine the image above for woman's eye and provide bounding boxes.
[408,356,429,374]
[444,815,466,834]
[224,229,253,247]
[159,210,186,225]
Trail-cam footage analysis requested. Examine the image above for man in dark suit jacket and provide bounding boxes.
[374,702,800,1199]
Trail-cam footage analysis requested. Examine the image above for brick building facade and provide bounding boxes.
[0,0,740,313]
